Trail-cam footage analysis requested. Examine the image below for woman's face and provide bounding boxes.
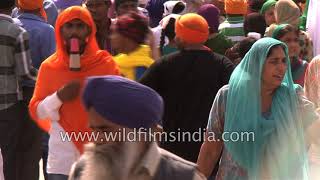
[264,6,276,26]
[262,46,288,89]
[279,31,300,58]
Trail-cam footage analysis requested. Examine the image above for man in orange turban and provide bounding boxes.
[18,0,47,20]
[140,13,234,164]
[29,6,119,180]
[175,13,209,45]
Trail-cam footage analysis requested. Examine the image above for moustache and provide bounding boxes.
[64,37,87,47]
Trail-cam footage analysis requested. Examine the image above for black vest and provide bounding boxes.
[153,149,201,180]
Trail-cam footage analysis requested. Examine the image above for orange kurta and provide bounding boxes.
[29,6,119,153]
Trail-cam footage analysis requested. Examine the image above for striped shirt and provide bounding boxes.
[0,14,35,110]
[218,15,245,45]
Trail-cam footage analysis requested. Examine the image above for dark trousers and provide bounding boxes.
[42,133,50,180]
[15,86,43,180]
[15,108,42,180]
[0,103,24,180]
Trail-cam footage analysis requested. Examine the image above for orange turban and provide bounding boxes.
[18,0,47,20]
[175,13,209,44]
[225,0,247,15]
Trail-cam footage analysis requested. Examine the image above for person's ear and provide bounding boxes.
[151,124,163,144]
[85,27,92,43]
[153,124,163,133]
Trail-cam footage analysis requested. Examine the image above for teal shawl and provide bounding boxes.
[224,37,309,179]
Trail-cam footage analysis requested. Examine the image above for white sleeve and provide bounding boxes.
[37,92,63,121]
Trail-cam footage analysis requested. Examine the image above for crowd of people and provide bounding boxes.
[0,0,319,180]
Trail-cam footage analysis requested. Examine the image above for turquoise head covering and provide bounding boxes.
[260,0,277,14]
[224,37,309,179]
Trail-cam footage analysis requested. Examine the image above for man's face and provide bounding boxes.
[88,108,125,145]
[116,1,138,16]
[60,19,91,54]
[85,0,111,22]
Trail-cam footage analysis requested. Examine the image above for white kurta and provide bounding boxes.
[37,92,80,175]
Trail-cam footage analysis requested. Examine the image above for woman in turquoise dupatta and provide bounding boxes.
[197,37,320,180]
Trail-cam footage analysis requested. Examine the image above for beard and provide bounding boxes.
[80,141,146,180]
[80,142,125,180]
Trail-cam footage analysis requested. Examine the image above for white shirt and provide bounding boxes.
[37,92,80,175]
